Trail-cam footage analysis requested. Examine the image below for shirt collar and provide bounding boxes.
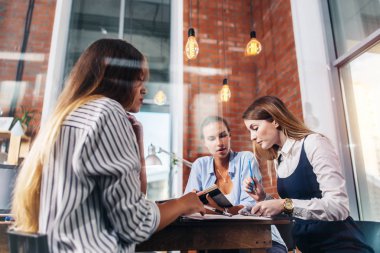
[279,138,296,158]
[208,150,236,175]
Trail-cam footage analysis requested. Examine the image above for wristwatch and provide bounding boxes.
[283,198,294,215]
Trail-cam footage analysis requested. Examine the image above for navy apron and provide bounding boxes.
[277,137,374,253]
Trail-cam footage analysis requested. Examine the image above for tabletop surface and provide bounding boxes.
[136,215,290,252]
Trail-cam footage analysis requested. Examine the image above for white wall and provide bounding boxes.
[42,0,72,124]
[290,0,359,218]
[170,0,184,197]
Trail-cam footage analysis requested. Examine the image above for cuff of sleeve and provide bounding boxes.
[264,194,274,200]
[146,199,161,232]
[291,199,308,219]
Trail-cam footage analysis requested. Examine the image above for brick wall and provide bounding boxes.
[182,0,302,196]
[0,0,56,136]
[0,0,303,197]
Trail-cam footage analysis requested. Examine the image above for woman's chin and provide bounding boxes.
[259,143,269,150]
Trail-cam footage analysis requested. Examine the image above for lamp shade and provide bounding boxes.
[145,144,162,166]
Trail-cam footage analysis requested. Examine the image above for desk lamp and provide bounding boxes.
[145,144,192,168]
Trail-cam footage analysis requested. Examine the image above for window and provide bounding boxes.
[0,1,52,137]
[329,0,380,221]
[329,0,380,57]
[64,0,173,200]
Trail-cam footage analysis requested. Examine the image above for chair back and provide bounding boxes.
[355,220,380,253]
[275,221,296,253]
[7,229,49,253]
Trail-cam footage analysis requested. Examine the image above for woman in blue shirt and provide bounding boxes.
[185,115,286,253]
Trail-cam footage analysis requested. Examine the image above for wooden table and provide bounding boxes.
[1,217,289,253]
[136,217,289,252]
[0,222,11,253]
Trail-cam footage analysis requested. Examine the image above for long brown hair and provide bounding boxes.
[12,39,148,232]
[242,96,314,161]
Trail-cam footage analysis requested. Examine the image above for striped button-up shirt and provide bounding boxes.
[39,97,160,253]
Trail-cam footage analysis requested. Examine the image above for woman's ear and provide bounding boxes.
[272,120,280,128]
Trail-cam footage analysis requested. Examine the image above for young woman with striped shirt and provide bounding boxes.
[11,39,205,252]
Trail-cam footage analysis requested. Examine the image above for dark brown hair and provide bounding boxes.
[60,38,148,110]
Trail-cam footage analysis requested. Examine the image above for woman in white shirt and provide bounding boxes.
[11,39,205,253]
[242,95,373,253]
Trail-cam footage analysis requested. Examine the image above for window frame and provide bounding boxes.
[290,0,360,218]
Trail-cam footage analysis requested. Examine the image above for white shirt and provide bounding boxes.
[277,133,350,221]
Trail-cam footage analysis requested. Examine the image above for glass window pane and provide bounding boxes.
[64,0,172,199]
[340,41,380,220]
[0,1,52,137]
[328,0,380,57]
[66,0,171,113]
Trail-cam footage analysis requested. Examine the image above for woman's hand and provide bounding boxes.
[243,177,266,201]
[178,192,206,216]
[251,199,284,217]
[126,113,143,142]
[156,192,205,231]
[205,194,223,211]
[204,194,242,215]
[126,113,147,193]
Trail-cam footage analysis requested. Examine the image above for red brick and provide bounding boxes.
[182,0,301,195]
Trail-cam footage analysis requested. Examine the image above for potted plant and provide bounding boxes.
[9,106,36,134]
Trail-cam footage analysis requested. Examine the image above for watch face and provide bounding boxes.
[284,199,293,211]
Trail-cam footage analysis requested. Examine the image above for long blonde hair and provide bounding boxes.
[12,39,148,232]
[242,96,314,161]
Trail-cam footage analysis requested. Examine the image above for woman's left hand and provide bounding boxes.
[205,194,224,212]
[126,113,146,193]
[126,113,143,142]
[243,177,266,201]
[251,199,284,217]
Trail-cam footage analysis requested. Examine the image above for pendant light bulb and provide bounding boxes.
[154,90,167,105]
[185,28,199,60]
[220,78,231,102]
[245,31,262,56]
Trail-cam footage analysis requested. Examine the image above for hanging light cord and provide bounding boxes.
[189,0,192,28]
[222,0,227,79]
[250,0,254,31]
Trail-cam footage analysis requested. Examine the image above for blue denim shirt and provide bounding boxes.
[184,151,262,207]
[184,150,286,248]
